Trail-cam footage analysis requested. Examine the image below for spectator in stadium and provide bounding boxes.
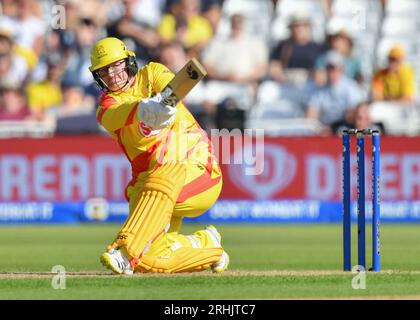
[0,0,17,16]
[315,29,363,84]
[75,0,111,28]
[158,41,187,73]
[305,50,363,134]
[46,81,99,134]
[158,0,213,58]
[46,81,95,119]
[0,78,31,121]
[322,0,334,17]
[26,53,64,121]
[158,41,210,130]
[269,14,325,86]
[4,0,47,71]
[203,14,268,85]
[55,0,85,54]
[371,45,416,104]
[201,0,225,33]
[107,0,160,65]
[331,101,385,135]
[273,0,334,19]
[58,0,82,27]
[0,25,29,86]
[133,0,165,29]
[62,17,101,91]
[201,13,268,120]
[89,37,228,275]
[30,29,66,83]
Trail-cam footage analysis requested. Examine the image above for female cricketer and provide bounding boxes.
[89,37,228,274]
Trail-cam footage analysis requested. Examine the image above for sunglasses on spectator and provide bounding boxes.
[81,17,96,27]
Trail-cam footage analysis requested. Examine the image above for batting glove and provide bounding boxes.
[137,93,177,130]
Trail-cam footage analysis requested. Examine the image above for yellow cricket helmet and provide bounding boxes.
[89,37,136,72]
[89,37,138,91]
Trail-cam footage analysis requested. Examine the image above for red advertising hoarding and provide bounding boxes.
[1,135,420,202]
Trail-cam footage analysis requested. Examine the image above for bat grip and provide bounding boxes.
[161,86,178,107]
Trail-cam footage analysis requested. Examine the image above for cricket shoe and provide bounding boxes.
[100,248,133,275]
[205,225,222,247]
[212,251,230,273]
[205,225,230,273]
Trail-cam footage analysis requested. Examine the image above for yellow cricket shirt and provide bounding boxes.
[95,62,220,201]
[158,14,213,48]
[26,80,63,110]
[372,64,416,100]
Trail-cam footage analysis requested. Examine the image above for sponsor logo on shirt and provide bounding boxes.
[139,122,161,137]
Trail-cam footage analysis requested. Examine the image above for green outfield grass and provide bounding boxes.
[0,224,420,299]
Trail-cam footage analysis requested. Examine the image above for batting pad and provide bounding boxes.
[135,247,223,273]
[113,163,186,259]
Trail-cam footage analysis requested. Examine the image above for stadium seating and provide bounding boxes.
[385,0,420,17]
[250,0,420,136]
[369,101,420,136]
[247,80,316,136]
[381,16,419,37]
[274,0,326,43]
[219,0,273,41]
[3,0,420,137]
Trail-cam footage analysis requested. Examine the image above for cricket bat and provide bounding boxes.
[161,58,207,106]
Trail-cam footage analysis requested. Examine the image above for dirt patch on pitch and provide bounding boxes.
[0,271,116,279]
[1,269,419,279]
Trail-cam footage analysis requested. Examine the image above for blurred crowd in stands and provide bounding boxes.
[1,0,420,137]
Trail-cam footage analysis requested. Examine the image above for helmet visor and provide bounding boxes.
[95,59,129,92]
[96,59,127,78]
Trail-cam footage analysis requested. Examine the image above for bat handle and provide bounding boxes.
[161,86,178,107]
